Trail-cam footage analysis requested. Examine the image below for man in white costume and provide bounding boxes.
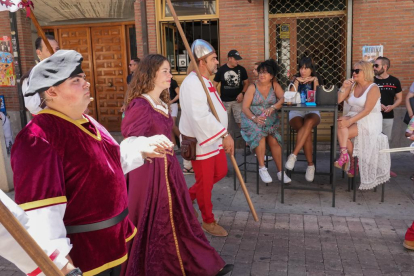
[180,39,234,237]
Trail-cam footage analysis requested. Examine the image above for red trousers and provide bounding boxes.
[190,149,228,223]
[405,222,414,241]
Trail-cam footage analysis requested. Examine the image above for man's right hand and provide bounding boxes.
[223,134,234,155]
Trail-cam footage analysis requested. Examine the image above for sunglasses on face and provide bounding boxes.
[129,64,135,66]
[373,64,381,68]
[351,69,361,74]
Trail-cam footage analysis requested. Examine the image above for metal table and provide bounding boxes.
[280,104,338,207]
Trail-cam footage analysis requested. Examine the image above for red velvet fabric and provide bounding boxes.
[121,97,225,276]
[11,112,135,274]
[190,150,228,223]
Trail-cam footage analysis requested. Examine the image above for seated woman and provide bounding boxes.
[241,59,291,184]
[285,57,323,182]
[336,60,390,190]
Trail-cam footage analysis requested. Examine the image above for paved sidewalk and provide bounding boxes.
[2,151,414,276]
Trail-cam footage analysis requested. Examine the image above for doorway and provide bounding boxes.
[43,23,135,131]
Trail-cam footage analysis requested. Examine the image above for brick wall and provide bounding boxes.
[352,0,414,101]
[0,10,34,112]
[219,0,265,80]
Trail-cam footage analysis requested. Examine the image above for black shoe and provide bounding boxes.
[216,264,234,276]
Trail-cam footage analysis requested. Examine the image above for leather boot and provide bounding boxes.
[403,240,414,250]
[216,264,234,276]
[202,221,228,237]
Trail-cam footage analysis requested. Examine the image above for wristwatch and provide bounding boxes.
[66,268,83,276]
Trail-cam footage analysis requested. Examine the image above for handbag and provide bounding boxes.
[284,83,301,104]
[181,135,197,161]
[316,85,338,105]
[403,97,414,124]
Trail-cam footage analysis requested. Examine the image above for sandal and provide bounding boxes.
[334,147,350,171]
[182,167,194,174]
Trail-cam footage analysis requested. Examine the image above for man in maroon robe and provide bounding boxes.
[11,50,173,276]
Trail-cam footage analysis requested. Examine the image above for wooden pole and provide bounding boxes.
[0,200,64,276]
[21,0,54,55]
[166,0,259,222]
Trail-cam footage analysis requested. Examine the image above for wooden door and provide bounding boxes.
[91,26,128,131]
[58,28,97,119]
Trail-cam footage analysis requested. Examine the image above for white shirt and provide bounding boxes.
[179,72,228,160]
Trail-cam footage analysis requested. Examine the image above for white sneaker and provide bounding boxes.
[277,171,292,183]
[285,154,297,170]
[259,167,272,183]
[305,165,315,182]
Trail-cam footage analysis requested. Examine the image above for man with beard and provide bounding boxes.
[213,50,248,128]
[374,57,402,177]
[180,39,234,237]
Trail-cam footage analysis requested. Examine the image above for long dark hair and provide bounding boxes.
[127,54,170,105]
[257,59,279,79]
[296,56,316,77]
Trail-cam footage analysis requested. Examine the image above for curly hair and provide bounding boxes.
[127,54,170,105]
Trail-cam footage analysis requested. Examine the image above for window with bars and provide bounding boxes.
[269,0,347,89]
[161,19,219,74]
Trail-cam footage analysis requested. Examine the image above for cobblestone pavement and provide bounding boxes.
[2,152,414,275]
[2,211,414,276]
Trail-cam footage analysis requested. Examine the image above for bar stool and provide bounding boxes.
[286,126,318,178]
[347,156,385,202]
[233,132,270,194]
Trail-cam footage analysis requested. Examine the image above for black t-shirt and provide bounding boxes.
[374,75,402,119]
[127,73,133,84]
[213,64,248,102]
[169,79,179,103]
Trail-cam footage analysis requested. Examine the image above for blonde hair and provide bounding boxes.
[354,60,374,83]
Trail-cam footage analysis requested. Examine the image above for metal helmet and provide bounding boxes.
[191,39,215,60]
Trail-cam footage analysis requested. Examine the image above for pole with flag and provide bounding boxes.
[0,1,62,275]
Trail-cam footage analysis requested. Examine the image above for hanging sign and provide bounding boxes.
[280,24,290,39]
[362,45,383,62]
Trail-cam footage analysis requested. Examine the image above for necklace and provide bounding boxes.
[147,93,162,105]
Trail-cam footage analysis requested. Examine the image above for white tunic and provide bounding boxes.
[179,72,228,160]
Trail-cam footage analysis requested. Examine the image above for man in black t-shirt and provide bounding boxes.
[374,57,403,141]
[213,50,248,128]
[374,57,402,177]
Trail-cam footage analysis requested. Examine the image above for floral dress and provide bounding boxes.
[241,84,282,150]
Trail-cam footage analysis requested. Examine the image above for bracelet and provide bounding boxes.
[222,133,229,139]
[339,87,345,93]
[251,115,256,121]
[270,105,275,109]
[66,268,83,276]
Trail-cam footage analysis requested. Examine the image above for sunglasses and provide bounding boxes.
[373,64,381,68]
[129,64,135,66]
[351,69,361,74]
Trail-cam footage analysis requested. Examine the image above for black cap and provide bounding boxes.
[25,50,84,97]
[228,50,242,60]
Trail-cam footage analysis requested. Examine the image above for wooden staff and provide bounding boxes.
[166,0,259,222]
[21,0,54,54]
[0,200,64,276]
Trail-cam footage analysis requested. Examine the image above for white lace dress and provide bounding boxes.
[345,83,391,190]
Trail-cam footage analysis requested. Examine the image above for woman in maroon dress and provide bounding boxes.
[121,54,233,276]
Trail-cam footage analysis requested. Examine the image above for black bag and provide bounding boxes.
[316,85,338,105]
[403,97,414,124]
[181,135,197,161]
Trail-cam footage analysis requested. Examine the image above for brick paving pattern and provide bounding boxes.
[3,212,414,276]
